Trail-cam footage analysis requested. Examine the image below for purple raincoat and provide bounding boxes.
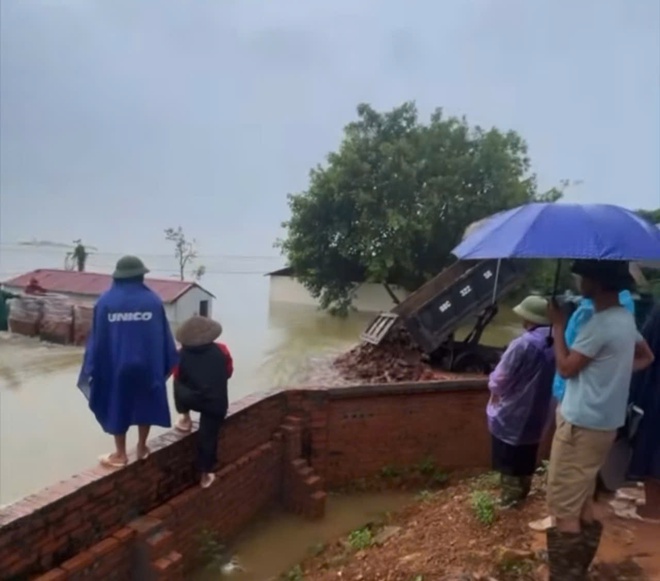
[487,327,555,446]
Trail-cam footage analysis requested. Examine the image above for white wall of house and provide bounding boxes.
[268,275,409,313]
[171,287,214,324]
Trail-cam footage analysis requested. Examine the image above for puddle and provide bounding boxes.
[192,492,414,580]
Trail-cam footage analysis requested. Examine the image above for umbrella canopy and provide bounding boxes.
[452,203,660,261]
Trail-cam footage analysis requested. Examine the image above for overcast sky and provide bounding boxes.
[1,0,658,255]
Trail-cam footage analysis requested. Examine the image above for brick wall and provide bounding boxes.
[0,379,489,580]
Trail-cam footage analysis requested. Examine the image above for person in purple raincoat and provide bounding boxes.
[487,295,555,507]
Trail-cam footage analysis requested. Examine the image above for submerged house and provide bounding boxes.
[2,269,215,327]
[266,266,409,313]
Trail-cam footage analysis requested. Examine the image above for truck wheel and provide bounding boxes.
[452,352,491,374]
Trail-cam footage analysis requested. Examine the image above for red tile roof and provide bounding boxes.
[1,269,214,304]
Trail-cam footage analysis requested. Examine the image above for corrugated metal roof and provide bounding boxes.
[1,269,215,304]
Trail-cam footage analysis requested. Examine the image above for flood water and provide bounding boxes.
[192,492,414,581]
[0,245,519,505]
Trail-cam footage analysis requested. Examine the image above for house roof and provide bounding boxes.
[1,269,215,304]
[266,266,294,277]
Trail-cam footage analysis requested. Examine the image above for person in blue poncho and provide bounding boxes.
[78,255,178,468]
[627,304,660,520]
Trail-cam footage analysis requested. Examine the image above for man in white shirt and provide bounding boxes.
[545,259,653,581]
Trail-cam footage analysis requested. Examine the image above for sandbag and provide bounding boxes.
[8,296,44,337]
[39,294,74,344]
[73,304,94,346]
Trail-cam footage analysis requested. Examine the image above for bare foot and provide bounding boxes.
[200,473,216,489]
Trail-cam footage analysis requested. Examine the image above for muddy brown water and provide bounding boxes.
[191,492,415,580]
[0,246,519,505]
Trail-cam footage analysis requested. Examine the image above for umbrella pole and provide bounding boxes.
[545,259,563,348]
[552,259,562,296]
[491,259,502,304]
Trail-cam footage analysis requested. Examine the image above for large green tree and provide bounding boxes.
[279,102,561,315]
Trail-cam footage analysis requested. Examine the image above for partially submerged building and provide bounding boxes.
[2,268,215,327]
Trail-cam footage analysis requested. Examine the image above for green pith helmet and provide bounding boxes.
[513,295,550,326]
[112,255,149,279]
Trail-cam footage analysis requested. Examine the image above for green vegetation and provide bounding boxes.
[347,526,374,550]
[378,459,449,489]
[471,490,498,526]
[196,528,227,572]
[282,564,305,580]
[278,101,566,315]
[470,471,500,490]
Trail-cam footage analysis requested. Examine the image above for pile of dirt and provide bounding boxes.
[333,327,460,383]
[299,474,658,580]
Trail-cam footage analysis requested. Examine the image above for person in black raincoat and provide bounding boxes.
[172,315,233,489]
[627,304,660,520]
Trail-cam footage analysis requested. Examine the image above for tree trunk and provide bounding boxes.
[383,282,401,305]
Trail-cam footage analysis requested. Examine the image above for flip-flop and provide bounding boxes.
[200,473,216,489]
[137,448,151,462]
[99,453,128,469]
[175,419,193,433]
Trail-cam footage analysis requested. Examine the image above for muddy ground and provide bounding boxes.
[295,472,659,581]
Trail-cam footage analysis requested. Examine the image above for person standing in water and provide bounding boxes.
[78,255,178,468]
[487,295,555,507]
[172,315,233,488]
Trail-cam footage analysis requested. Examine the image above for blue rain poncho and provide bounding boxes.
[77,279,178,435]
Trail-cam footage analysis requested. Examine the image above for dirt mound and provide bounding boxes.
[300,474,658,580]
[333,327,461,384]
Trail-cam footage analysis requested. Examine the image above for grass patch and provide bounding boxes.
[471,490,497,526]
[347,526,374,551]
[470,471,500,490]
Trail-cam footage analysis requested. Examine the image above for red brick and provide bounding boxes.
[60,550,95,573]
[32,568,68,581]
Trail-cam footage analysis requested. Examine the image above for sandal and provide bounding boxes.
[200,473,216,489]
[137,447,151,461]
[175,418,193,433]
[99,453,128,469]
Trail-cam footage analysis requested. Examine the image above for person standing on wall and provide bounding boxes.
[487,295,555,508]
[627,303,660,521]
[172,315,233,489]
[545,260,654,580]
[77,255,178,468]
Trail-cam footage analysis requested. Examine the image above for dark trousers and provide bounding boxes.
[174,389,225,473]
[491,435,539,506]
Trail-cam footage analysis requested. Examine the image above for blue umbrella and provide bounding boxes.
[452,203,660,261]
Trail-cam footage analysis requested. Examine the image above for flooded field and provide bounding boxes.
[191,492,414,581]
[0,245,519,505]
